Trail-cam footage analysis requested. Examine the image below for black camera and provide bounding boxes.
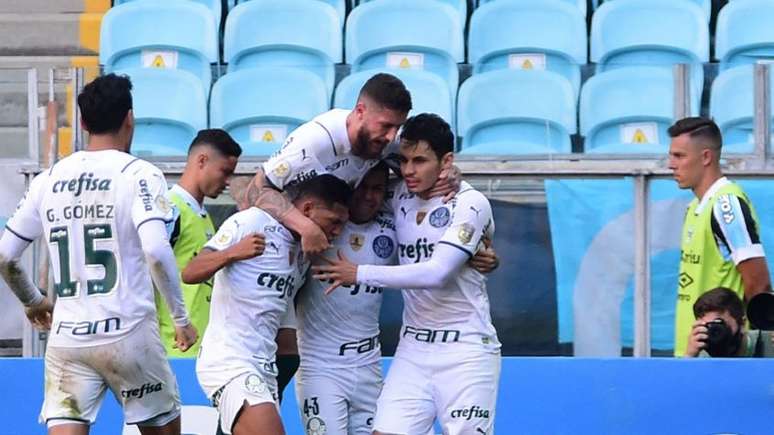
[703,318,736,357]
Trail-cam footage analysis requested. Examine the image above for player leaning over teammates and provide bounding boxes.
[0,74,197,434]
[296,162,499,435]
[315,114,501,435]
[156,129,247,357]
[185,175,352,435]
[239,72,412,407]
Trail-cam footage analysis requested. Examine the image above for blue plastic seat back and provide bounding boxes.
[469,0,586,98]
[210,68,330,156]
[710,64,774,154]
[457,69,576,155]
[580,66,700,154]
[716,0,774,70]
[224,0,341,99]
[112,0,222,27]
[346,0,464,98]
[333,69,454,128]
[601,0,710,21]
[478,0,586,17]
[115,68,207,157]
[591,0,709,90]
[238,0,346,27]
[358,0,467,29]
[100,0,218,96]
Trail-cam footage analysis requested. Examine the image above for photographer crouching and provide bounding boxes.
[685,287,774,357]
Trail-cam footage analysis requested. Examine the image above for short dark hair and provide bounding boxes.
[400,113,454,159]
[188,129,242,158]
[667,117,722,151]
[367,160,390,184]
[78,73,133,135]
[358,73,412,114]
[291,174,353,209]
[694,287,745,326]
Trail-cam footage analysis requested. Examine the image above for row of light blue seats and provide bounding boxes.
[121,64,768,158]
[104,0,769,105]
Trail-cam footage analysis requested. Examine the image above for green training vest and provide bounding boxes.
[674,182,758,356]
[155,191,215,357]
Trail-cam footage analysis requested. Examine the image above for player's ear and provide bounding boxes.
[440,151,454,170]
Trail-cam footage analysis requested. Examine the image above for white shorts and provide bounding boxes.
[373,348,500,435]
[295,362,382,435]
[40,321,180,427]
[213,371,279,434]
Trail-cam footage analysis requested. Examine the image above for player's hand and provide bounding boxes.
[174,322,198,353]
[427,164,461,203]
[24,297,53,331]
[685,320,708,357]
[228,233,266,261]
[470,238,499,274]
[300,221,330,256]
[312,250,357,294]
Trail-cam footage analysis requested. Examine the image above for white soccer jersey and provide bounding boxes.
[297,212,398,369]
[5,150,172,348]
[262,109,387,191]
[388,181,500,353]
[196,208,308,398]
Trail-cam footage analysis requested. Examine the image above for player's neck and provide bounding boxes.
[177,175,205,206]
[692,169,723,200]
[86,134,126,152]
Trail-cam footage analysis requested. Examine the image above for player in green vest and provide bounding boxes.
[668,117,772,356]
[157,129,265,356]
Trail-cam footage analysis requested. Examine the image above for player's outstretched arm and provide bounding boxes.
[138,220,195,345]
[246,169,329,255]
[0,231,52,330]
[314,244,470,294]
[738,257,772,301]
[181,233,265,284]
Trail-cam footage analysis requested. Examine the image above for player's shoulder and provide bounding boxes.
[121,156,164,179]
[454,182,491,209]
[234,207,294,240]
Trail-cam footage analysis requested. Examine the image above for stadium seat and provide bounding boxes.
[580,67,701,154]
[357,0,467,29]
[210,68,330,156]
[478,0,586,18]
[100,0,218,96]
[346,0,464,99]
[468,0,586,98]
[710,64,774,154]
[112,0,222,27]
[116,68,207,157]
[590,0,709,94]
[601,0,711,21]
[333,69,454,128]
[457,69,576,155]
[224,0,342,99]
[716,0,774,70]
[237,0,346,27]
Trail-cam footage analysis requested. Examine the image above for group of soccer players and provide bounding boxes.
[0,71,502,435]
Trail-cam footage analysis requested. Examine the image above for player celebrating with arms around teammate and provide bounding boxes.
[314,114,501,435]
[186,175,352,435]
[0,74,197,435]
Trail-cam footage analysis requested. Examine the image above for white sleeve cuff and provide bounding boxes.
[731,244,765,266]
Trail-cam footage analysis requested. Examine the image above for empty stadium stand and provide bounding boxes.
[210,67,330,156]
[457,69,576,155]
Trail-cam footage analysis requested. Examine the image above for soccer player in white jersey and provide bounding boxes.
[0,74,197,435]
[184,174,352,435]
[295,162,396,435]
[314,114,501,435]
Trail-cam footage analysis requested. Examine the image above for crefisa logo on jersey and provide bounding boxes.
[429,207,450,228]
[372,235,394,259]
[52,172,112,197]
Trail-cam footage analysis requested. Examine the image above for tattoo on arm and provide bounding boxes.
[248,172,294,220]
